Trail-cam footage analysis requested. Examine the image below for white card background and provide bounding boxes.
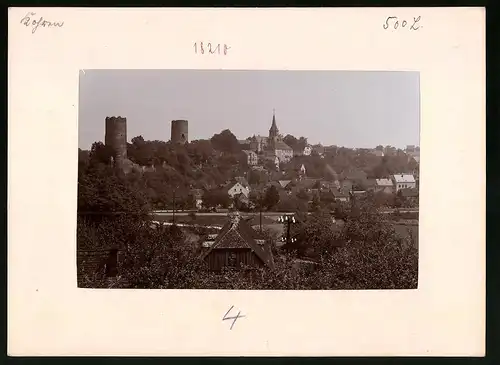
[8,7,485,356]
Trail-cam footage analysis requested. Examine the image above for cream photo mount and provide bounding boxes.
[8,7,485,356]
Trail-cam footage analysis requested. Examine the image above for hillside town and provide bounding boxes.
[77,111,419,290]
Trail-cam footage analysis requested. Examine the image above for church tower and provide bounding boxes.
[269,109,280,146]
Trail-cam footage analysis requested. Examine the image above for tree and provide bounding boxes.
[263,185,280,210]
[89,142,115,166]
[248,169,263,185]
[78,165,151,217]
[186,139,214,165]
[311,193,321,212]
[78,148,90,169]
[210,129,241,153]
[283,135,298,150]
[202,189,231,209]
[127,136,156,166]
[297,137,308,151]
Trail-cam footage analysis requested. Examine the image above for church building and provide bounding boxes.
[266,110,293,163]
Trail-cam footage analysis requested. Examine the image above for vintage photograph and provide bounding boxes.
[77,70,420,289]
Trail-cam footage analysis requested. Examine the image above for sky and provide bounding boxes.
[78,70,420,150]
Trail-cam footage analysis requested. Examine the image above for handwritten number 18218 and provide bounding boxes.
[194,42,231,55]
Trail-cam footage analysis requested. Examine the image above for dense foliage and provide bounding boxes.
[79,130,418,211]
[77,131,418,289]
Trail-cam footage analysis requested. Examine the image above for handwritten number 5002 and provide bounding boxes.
[383,16,421,30]
[194,42,230,55]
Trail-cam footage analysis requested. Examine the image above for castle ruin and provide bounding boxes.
[171,120,189,144]
[105,116,128,166]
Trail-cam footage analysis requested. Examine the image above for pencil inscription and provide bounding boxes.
[222,305,245,330]
[20,12,64,34]
[383,16,421,31]
[194,42,231,55]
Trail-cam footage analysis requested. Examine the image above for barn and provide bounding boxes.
[201,212,274,271]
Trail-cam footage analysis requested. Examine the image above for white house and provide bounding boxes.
[392,174,416,192]
[242,150,258,166]
[227,182,250,198]
[271,140,294,163]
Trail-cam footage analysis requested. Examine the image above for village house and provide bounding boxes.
[227,181,250,199]
[339,178,354,192]
[249,135,269,153]
[233,192,251,208]
[293,145,312,157]
[291,177,317,194]
[200,212,274,271]
[331,188,350,202]
[312,144,325,156]
[266,180,293,197]
[270,140,293,163]
[242,150,258,166]
[278,180,292,190]
[375,178,394,194]
[392,173,416,192]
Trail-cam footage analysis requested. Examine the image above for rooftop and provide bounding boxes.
[393,174,416,183]
[272,140,293,151]
[376,178,394,186]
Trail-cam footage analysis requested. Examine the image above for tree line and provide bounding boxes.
[79,129,418,212]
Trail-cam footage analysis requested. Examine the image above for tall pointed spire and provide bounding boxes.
[269,108,279,138]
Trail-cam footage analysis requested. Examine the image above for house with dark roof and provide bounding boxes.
[234,176,250,189]
[331,188,350,202]
[201,212,274,271]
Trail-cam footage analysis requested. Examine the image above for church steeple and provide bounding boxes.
[269,109,279,138]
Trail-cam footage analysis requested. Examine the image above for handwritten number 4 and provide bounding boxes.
[222,305,245,330]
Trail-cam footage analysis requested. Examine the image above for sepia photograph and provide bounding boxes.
[77,69,420,290]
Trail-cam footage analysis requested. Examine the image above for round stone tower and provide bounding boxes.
[105,116,128,163]
[171,120,189,144]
